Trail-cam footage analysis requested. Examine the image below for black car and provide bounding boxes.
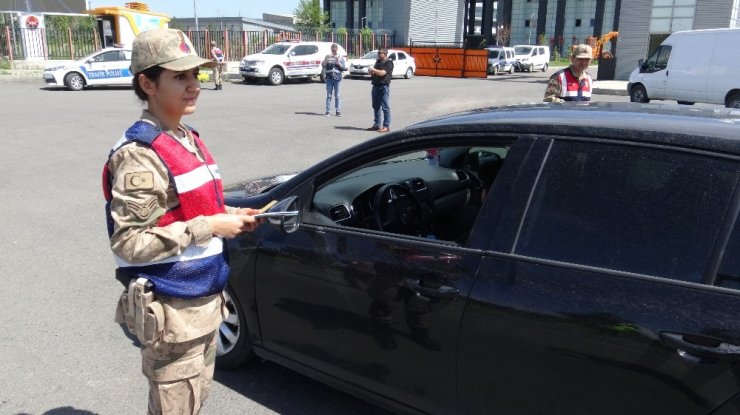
[217,103,740,415]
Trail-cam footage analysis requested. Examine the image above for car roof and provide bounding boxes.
[277,41,341,46]
[402,102,740,154]
[259,103,740,198]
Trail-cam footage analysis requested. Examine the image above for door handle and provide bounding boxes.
[660,332,740,362]
[403,278,459,299]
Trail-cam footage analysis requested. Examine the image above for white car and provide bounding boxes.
[513,45,550,72]
[348,49,416,79]
[43,48,133,91]
[239,41,347,86]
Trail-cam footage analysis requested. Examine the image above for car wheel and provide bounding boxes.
[65,72,84,91]
[492,66,499,76]
[542,63,549,72]
[726,92,740,108]
[528,64,534,72]
[216,284,253,369]
[267,67,284,86]
[630,84,650,103]
[405,67,414,79]
[508,65,514,74]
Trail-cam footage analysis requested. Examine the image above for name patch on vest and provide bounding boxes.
[125,171,154,191]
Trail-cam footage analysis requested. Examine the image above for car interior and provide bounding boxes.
[307,146,508,245]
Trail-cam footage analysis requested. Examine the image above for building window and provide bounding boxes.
[330,0,347,29]
[525,20,531,27]
[575,19,582,27]
[650,0,696,34]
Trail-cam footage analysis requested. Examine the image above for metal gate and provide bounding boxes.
[398,46,487,78]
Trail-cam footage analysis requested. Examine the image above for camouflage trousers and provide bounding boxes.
[143,330,218,415]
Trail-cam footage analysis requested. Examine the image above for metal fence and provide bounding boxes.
[1,26,396,61]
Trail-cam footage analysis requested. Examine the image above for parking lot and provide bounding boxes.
[0,69,630,414]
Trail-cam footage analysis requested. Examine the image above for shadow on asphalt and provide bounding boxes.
[215,361,393,415]
[334,126,372,131]
[295,111,329,116]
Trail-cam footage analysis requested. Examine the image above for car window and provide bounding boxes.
[122,50,132,60]
[515,46,532,55]
[514,141,739,283]
[645,45,671,71]
[92,51,119,62]
[308,144,512,245]
[362,51,379,59]
[293,45,318,56]
[262,43,292,55]
[717,220,740,290]
[397,52,407,60]
[388,53,397,61]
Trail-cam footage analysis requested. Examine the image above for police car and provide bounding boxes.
[239,41,347,86]
[43,47,133,91]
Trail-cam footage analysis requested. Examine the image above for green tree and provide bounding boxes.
[45,15,96,30]
[294,0,329,33]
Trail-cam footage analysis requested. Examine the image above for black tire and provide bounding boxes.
[528,64,534,72]
[542,63,548,72]
[630,84,650,103]
[726,92,740,108]
[405,67,414,79]
[508,65,514,74]
[65,72,84,91]
[492,65,499,76]
[215,284,254,369]
[267,67,284,86]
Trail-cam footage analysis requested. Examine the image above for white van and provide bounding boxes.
[628,28,740,107]
[513,45,550,72]
[239,41,347,86]
[486,47,516,75]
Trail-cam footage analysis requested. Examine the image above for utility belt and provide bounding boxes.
[114,270,165,347]
[114,269,228,347]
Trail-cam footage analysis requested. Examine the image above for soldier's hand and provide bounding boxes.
[207,213,257,238]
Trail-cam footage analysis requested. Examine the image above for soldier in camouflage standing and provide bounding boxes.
[102,28,261,414]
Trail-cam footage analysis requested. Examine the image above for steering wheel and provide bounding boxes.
[372,183,422,235]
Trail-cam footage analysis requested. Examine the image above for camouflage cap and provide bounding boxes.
[571,44,593,59]
[131,28,216,74]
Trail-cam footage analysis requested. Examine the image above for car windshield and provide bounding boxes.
[361,51,379,59]
[261,44,292,55]
[515,46,532,55]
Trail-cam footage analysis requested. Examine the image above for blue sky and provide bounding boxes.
[88,1,301,19]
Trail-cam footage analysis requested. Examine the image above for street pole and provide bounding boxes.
[194,0,199,31]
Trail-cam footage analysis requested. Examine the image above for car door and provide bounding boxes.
[287,44,319,76]
[253,137,530,414]
[386,52,399,76]
[108,49,133,85]
[458,138,740,414]
[394,52,409,76]
[639,44,672,99]
[83,50,121,86]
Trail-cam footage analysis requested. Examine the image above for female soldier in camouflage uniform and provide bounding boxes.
[103,28,261,414]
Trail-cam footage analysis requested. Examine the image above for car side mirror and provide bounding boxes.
[260,196,301,234]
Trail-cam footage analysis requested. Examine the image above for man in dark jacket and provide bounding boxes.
[367,48,394,132]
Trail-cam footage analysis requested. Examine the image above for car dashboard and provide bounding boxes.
[311,157,480,241]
